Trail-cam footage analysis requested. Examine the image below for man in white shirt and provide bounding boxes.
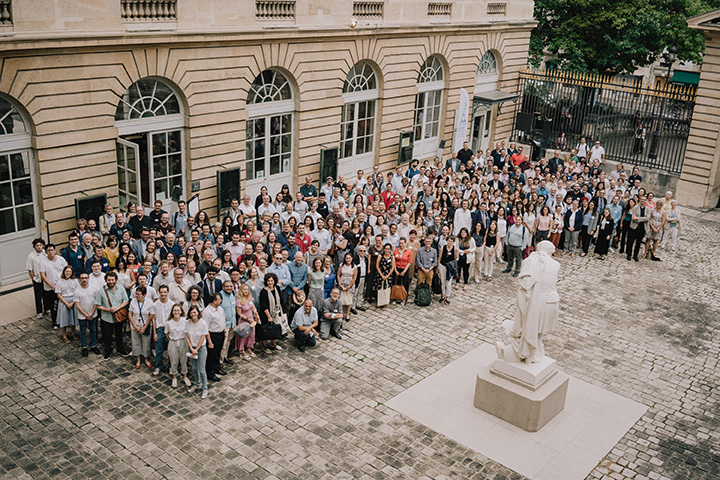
[27,238,47,319]
[391,166,405,194]
[310,218,332,255]
[203,293,226,382]
[349,169,367,192]
[238,195,256,225]
[590,140,605,164]
[453,199,472,235]
[152,260,172,290]
[87,261,106,292]
[224,232,246,264]
[74,272,100,357]
[257,194,277,218]
[576,137,589,159]
[40,243,67,328]
[169,268,191,305]
[152,284,174,376]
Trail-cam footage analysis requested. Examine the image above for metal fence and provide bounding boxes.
[511,68,697,174]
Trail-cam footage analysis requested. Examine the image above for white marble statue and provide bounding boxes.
[496,240,560,363]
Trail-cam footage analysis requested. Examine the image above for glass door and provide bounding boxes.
[116,138,140,209]
[246,113,293,199]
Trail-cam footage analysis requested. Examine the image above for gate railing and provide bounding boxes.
[511,67,697,174]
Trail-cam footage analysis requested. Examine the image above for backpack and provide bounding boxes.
[415,282,432,307]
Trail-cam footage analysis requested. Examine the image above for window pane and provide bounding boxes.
[0,183,11,209]
[270,116,281,136]
[0,155,8,182]
[246,160,255,181]
[281,133,291,154]
[343,140,353,158]
[154,156,168,178]
[254,159,264,178]
[128,170,137,196]
[254,139,265,160]
[153,133,167,155]
[118,167,126,191]
[171,175,183,190]
[168,130,181,153]
[270,136,280,156]
[358,101,366,119]
[282,114,291,133]
[16,205,35,231]
[155,178,169,199]
[170,154,182,176]
[270,155,281,175]
[282,154,290,173]
[0,209,14,235]
[255,119,265,138]
[11,153,29,179]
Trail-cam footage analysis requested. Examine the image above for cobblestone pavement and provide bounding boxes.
[0,209,718,480]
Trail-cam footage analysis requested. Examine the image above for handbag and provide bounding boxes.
[233,322,252,338]
[523,245,534,259]
[377,280,391,307]
[278,313,291,335]
[390,278,407,301]
[255,322,282,341]
[104,287,128,323]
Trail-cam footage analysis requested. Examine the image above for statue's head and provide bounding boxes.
[536,240,555,256]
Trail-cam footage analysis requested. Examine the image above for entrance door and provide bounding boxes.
[245,113,293,200]
[471,108,492,153]
[412,90,443,160]
[116,138,140,209]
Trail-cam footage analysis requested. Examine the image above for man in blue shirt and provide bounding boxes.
[299,176,318,203]
[267,253,291,308]
[62,233,86,276]
[288,252,308,303]
[291,299,319,352]
[219,280,237,367]
[85,245,109,273]
[608,195,623,251]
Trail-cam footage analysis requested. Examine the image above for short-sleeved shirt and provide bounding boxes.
[165,317,188,341]
[73,285,97,320]
[129,297,154,328]
[185,319,209,347]
[40,256,67,291]
[95,285,129,324]
[153,299,174,329]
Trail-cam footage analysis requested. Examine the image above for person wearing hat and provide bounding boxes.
[291,299,319,352]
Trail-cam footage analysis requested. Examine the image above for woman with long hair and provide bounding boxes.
[165,303,192,388]
[258,273,283,354]
[483,221,499,281]
[308,257,325,313]
[185,305,211,398]
[455,228,475,290]
[594,208,615,260]
[183,285,205,315]
[235,283,258,360]
[374,243,395,310]
[55,265,78,344]
[618,198,636,255]
[392,237,412,303]
[535,205,552,244]
[580,200,598,256]
[338,252,358,320]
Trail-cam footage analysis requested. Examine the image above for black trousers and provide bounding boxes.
[581,225,593,253]
[619,219,631,252]
[625,225,644,259]
[43,290,58,324]
[207,331,225,376]
[101,320,125,356]
[457,257,470,284]
[293,328,317,348]
[33,281,45,314]
[395,269,410,293]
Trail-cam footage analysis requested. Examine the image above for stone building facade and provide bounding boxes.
[0,0,535,285]
[677,9,720,210]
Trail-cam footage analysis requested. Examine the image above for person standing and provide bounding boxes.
[579,201,598,257]
[337,252,358,320]
[626,196,650,262]
[165,304,191,388]
[562,200,583,258]
[483,221,499,281]
[439,236,458,304]
[415,236,437,287]
[662,200,680,251]
[594,208,615,260]
[27,238,47,319]
[291,299,319,352]
[128,285,154,370]
[258,273,283,353]
[55,266,79,344]
[218,280,237,368]
[203,293,226,382]
[503,221,529,277]
[95,271,129,360]
[352,245,369,313]
[185,305,211,398]
[374,244,395,309]
[74,272,101,357]
[152,285,173,375]
[235,283,258,361]
[40,244,67,329]
[644,200,666,261]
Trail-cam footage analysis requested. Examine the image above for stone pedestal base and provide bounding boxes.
[474,363,569,432]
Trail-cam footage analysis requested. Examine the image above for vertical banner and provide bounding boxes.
[453,88,470,153]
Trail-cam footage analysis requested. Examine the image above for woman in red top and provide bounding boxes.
[392,237,413,305]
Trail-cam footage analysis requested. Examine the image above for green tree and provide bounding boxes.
[530,0,720,74]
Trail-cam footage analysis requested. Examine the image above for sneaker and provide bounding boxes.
[172,377,178,388]
[274,344,283,351]
[201,390,208,399]
[91,347,101,355]
[183,376,192,387]
[53,324,58,330]
[37,313,43,319]
[609,247,615,253]
[81,349,88,357]
[103,353,111,361]
[188,385,199,393]
[153,368,160,376]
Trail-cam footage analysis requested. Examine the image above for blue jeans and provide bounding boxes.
[154,327,168,370]
[190,345,208,390]
[78,316,97,349]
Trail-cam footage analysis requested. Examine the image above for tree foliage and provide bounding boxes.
[529,0,720,74]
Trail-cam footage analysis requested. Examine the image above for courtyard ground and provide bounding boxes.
[0,207,718,480]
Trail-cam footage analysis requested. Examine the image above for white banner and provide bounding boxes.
[452,88,470,153]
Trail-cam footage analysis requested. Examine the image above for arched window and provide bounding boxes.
[413,56,445,160]
[114,78,185,208]
[339,61,378,176]
[472,51,500,153]
[0,96,35,238]
[245,69,295,199]
[477,51,498,77]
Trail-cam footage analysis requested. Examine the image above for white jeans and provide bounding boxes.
[472,252,484,280]
[483,246,495,277]
[661,226,678,249]
[168,338,188,375]
[495,239,504,262]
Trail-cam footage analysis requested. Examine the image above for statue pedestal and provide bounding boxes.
[474,358,568,432]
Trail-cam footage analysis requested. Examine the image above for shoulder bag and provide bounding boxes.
[104,287,128,323]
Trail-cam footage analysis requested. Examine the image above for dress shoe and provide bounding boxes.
[512,272,519,277]
[81,349,88,357]
[502,268,512,274]
[298,344,306,353]
[209,376,221,382]
[216,369,227,376]
[357,306,366,311]
[332,331,342,340]
[627,255,632,261]
[633,257,639,262]
[350,308,358,315]
[91,347,101,355]
[223,358,234,365]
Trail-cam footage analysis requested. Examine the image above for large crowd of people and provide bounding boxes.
[26,138,681,398]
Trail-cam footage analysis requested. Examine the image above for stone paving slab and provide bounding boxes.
[0,212,719,479]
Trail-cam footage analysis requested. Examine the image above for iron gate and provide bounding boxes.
[511,68,697,173]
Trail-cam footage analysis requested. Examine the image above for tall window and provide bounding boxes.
[245,70,294,198]
[413,56,445,159]
[472,51,500,152]
[0,97,35,237]
[340,62,378,162]
[114,78,185,208]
